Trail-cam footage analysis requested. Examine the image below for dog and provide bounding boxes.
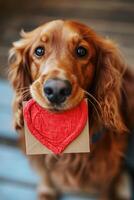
[9,20,134,200]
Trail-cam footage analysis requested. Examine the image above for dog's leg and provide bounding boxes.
[114,172,132,200]
[38,173,58,200]
[28,155,58,200]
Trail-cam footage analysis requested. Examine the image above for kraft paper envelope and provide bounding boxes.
[23,102,90,155]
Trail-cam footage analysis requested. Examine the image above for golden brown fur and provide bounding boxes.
[8,20,134,199]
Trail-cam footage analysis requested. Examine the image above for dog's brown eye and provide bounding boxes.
[76,46,87,58]
[34,46,45,57]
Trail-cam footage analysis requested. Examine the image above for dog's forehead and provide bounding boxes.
[41,20,64,34]
[40,20,80,41]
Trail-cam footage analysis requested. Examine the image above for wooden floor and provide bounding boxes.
[0,80,39,200]
[0,0,134,199]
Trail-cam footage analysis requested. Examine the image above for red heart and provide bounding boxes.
[23,99,88,154]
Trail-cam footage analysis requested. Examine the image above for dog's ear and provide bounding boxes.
[8,30,33,97]
[94,38,127,133]
[8,26,43,93]
[8,29,40,129]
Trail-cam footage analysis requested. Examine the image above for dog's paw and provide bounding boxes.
[38,185,58,200]
[38,192,58,200]
[114,172,132,200]
[38,193,58,200]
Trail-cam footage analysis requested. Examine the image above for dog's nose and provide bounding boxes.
[44,79,72,104]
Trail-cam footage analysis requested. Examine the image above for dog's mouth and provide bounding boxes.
[48,104,67,112]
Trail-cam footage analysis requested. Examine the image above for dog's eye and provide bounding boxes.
[76,46,87,58]
[34,46,45,57]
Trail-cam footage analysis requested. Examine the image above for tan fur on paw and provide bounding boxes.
[38,192,58,200]
[38,185,58,200]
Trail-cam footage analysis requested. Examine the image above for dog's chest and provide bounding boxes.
[44,137,125,193]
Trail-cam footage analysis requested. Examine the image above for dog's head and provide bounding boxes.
[9,20,127,132]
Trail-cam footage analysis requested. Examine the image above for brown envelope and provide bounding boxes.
[23,102,90,155]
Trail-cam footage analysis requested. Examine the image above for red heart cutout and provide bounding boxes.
[23,99,88,154]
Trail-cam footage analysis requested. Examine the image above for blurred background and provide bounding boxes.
[0,0,134,199]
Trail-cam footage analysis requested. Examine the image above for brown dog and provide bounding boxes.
[9,20,134,200]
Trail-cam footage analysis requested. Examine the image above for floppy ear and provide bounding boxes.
[8,31,34,129]
[8,27,43,129]
[8,31,33,99]
[94,38,127,133]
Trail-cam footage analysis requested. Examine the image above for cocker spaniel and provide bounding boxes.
[9,20,134,200]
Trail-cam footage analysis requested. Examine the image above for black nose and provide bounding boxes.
[44,79,72,104]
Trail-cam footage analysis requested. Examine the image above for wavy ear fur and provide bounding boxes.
[8,31,34,129]
[8,27,42,92]
[8,33,33,95]
[93,38,127,133]
[8,27,45,129]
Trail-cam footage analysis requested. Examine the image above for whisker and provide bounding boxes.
[83,90,102,110]
[16,88,30,94]
[16,86,30,92]
[21,89,30,94]
[22,91,29,96]
[121,85,129,101]
[22,92,31,100]
[86,98,101,122]
[16,87,31,101]
[17,91,30,98]
[80,88,102,121]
